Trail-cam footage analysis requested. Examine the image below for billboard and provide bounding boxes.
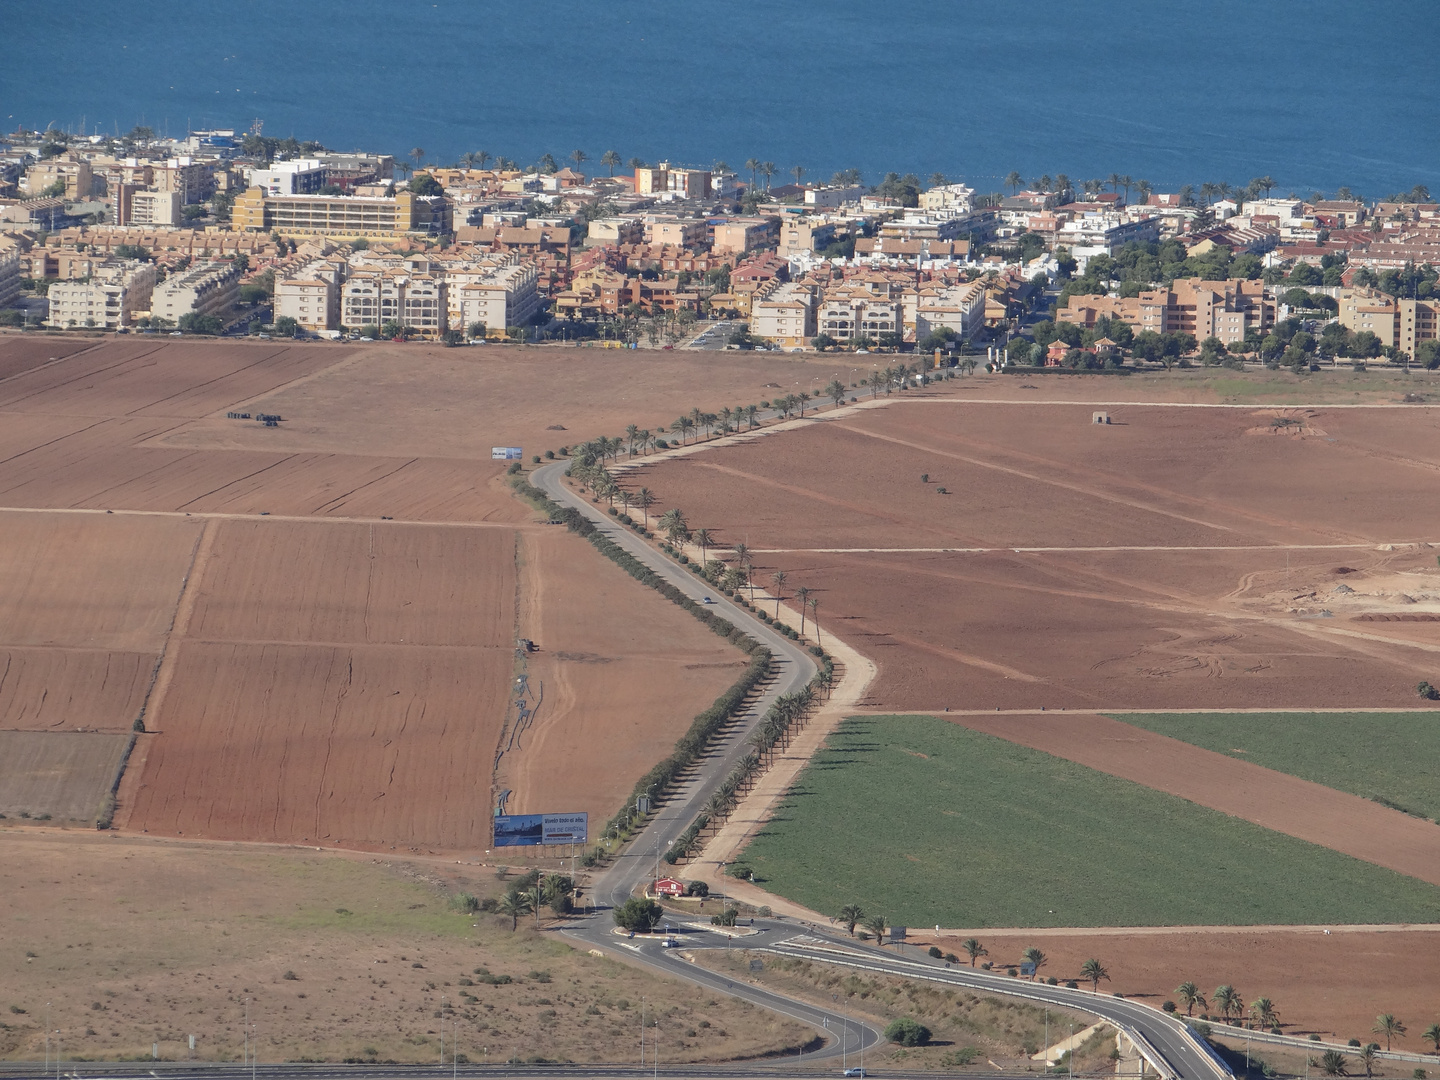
[491,446,524,460]
[493,812,587,847]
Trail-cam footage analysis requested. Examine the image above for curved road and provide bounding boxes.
[528,461,1227,1080]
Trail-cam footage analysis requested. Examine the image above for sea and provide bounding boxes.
[5,0,1438,201]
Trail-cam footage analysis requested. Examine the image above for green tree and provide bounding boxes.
[1176,982,1206,1017]
[410,173,443,197]
[1021,946,1047,980]
[1252,998,1280,1030]
[1320,1051,1349,1076]
[613,897,663,933]
[1080,959,1110,992]
[1421,1023,1440,1053]
[1213,985,1241,1023]
[1359,1044,1379,1079]
[178,312,224,335]
[1375,1015,1407,1052]
[770,570,787,617]
[570,149,588,172]
[812,331,837,352]
[1004,171,1024,194]
[961,938,988,967]
[826,378,847,407]
[498,890,531,931]
[634,487,656,529]
[837,904,865,936]
[863,914,887,942]
[884,1018,931,1047]
[600,150,621,176]
[274,315,299,338]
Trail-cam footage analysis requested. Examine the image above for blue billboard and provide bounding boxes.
[493,812,587,847]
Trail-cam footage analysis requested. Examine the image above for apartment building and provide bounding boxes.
[46,260,157,328]
[817,282,904,344]
[909,280,987,340]
[803,184,866,209]
[0,245,21,309]
[274,258,345,333]
[1059,277,1273,344]
[24,159,94,199]
[113,186,182,226]
[340,270,447,335]
[152,158,216,204]
[450,256,540,332]
[711,217,779,255]
[247,159,328,196]
[634,162,711,200]
[150,260,242,324]
[1336,288,1399,348]
[232,187,451,238]
[750,281,818,347]
[1400,299,1440,359]
[645,217,707,247]
[586,217,644,246]
[1055,212,1161,254]
[781,217,839,256]
[920,183,977,215]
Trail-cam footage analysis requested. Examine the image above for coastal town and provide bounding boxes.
[1,124,1437,368]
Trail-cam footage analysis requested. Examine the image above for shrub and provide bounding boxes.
[1065,980,1078,989]
[613,898,663,933]
[711,907,740,926]
[451,892,480,913]
[283,970,298,981]
[884,1017,931,1047]
[531,455,540,464]
[928,945,944,958]
[726,863,753,879]
[1162,1000,1177,1012]
[1349,1039,1363,1048]
[1190,1022,1212,1039]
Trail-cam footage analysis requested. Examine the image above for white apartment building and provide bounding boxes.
[274,258,345,333]
[818,283,903,343]
[919,183,976,215]
[908,280,987,340]
[150,260,242,324]
[586,217,645,246]
[47,261,157,328]
[248,159,328,196]
[127,189,182,227]
[804,184,866,209]
[449,257,540,332]
[750,281,817,348]
[0,245,21,309]
[340,269,447,335]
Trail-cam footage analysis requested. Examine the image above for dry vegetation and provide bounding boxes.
[0,830,809,1064]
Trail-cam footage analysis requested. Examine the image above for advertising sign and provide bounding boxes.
[493,811,587,847]
[491,446,524,460]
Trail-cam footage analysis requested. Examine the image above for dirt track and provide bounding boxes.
[949,712,1440,886]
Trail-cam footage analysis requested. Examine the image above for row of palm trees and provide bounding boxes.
[1313,1016,1440,1080]
[1001,170,1279,207]
[1174,982,1280,1030]
[496,872,574,931]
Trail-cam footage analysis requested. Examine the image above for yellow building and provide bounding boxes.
[231,187,451,238]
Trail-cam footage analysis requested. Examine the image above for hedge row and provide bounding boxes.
[510,475,775,838]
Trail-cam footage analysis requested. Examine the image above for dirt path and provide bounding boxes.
[948,712,1440,886]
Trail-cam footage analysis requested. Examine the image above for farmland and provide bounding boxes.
[1117,711,1440,823]
[735,715,1440,927]
[0,829,809,1064]
[0,731,132,821]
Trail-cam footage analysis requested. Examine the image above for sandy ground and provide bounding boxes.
[913,927,1440,1052]
[0,334,101,380]
[947,712,1440,886]
[0,829,809,1064]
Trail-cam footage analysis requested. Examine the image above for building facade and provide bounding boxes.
[150,260,242,324]
[46,261,157,328]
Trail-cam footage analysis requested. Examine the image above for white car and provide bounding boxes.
[843,1070,867,1077]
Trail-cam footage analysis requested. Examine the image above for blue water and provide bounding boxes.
[5,1,1438,199]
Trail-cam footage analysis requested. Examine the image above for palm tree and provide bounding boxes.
[599,150,621,176]
[1107,172,1122,193]
[745,404,759,429]
[625,423,640,456]
[1120,175,1134,201]
[1136,179,1153,203]
[475,150,491,170]
[634,487,656,529]
[795,586,812,635]
[459,151,476,169]
[1358,1045,1379,1080]
[694,528,712,567]
[1251,998,1280,1030]
[498,890,530,931]
[791,165,806,185]
[863,914,887,943]
[826,379,846,408]
[1421,1023,1440,1054]
[570,149,588,171]
[411,147,425,170]
[618,490,634,517]
[1175,982,1205,1017]
[745,158,761,191]
[1080,959,1110,992]
[1004,171,1023,194]
[837,904,865,936]
[1319,1050,1348,1076]
[1021,946,1047,980]
[760,162,777,190]
[1374,1014,1406,1052]
[808,596,821,649]
[961,938,987,967]
[770,570,787,617]
[1213,985,1241,1024]
[627,157,645,171]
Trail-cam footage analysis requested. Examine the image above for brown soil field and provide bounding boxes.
[502,527,746,820]
[0,334,100,381]
[0,649,157,733]
[917,927,1440,1051]
[634,402,1440,709]
[948,712,1440,885]
[0,829,809,1064]
[0,732,131,820]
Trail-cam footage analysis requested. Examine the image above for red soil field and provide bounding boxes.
[921,927,1440,1049]
[502,527,747,821]
[0,333,100,381]
[634,402,1440,709]
[0,649,157,733]
[948,712,1440,885]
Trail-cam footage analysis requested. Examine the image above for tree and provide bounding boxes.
[1004,171,1024,194]
[795,586,812,635]
[962,938,988,967]
[1021,946,1047,980]
[770,570,787,617]
[1375,1015,1407,1052]
[1319,1051,1349,1076]
[274,315,299,338]
[837,904,865,936]
[863,914,887,942]
[409,173,443,197]
[694,528,712,566]
[634,487,656,529]
[760,162,777,190]
[812,331,837,352]
[744,158,761,191]
[826,379,847,407]
[1080,959,1110,992]
[498,890,531,931]
[614,897,663,933]
[595,149,621,177]
[1175,982,1206,1017]
[1359,1044,1379,1080]
[1421,1023,1440,1053]
[570,149,588,172]
[178,311,224,335]
[1252,998,1280,1030]
[1213,985,1241,1023]
[884,1018,931,1047]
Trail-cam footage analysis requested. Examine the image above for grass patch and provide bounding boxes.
[1116,712,1440,823]
[737,715,1440,927]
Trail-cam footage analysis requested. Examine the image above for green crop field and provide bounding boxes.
[734,715,1440,928]
[1116,712,1440,824]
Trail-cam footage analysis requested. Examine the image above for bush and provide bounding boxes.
[1162,1000,1177,1012]
[450,892,480,913]
[283,970,298,981]
[1349,1039,1363,1048]
[928,945,944,958]
[1191,1022,1212,1039]
[531,455,540,464]
[711,907,740,926]
[613,898,663,933]
[726,863,753,879]
[884,1017,931,1047]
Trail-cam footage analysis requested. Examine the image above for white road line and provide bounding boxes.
[753,542,1436,553]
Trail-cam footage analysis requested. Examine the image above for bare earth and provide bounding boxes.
[0,731,131,820]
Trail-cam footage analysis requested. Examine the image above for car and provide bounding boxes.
[701,596,715,604]
[358,336,374,342]
[170,331,183,336]
[660,938,680,948]
[843,1070,867,1077]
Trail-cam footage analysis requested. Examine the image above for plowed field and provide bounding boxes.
[0,730,131,820]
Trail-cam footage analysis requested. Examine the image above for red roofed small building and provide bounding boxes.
[653,877,686,898]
